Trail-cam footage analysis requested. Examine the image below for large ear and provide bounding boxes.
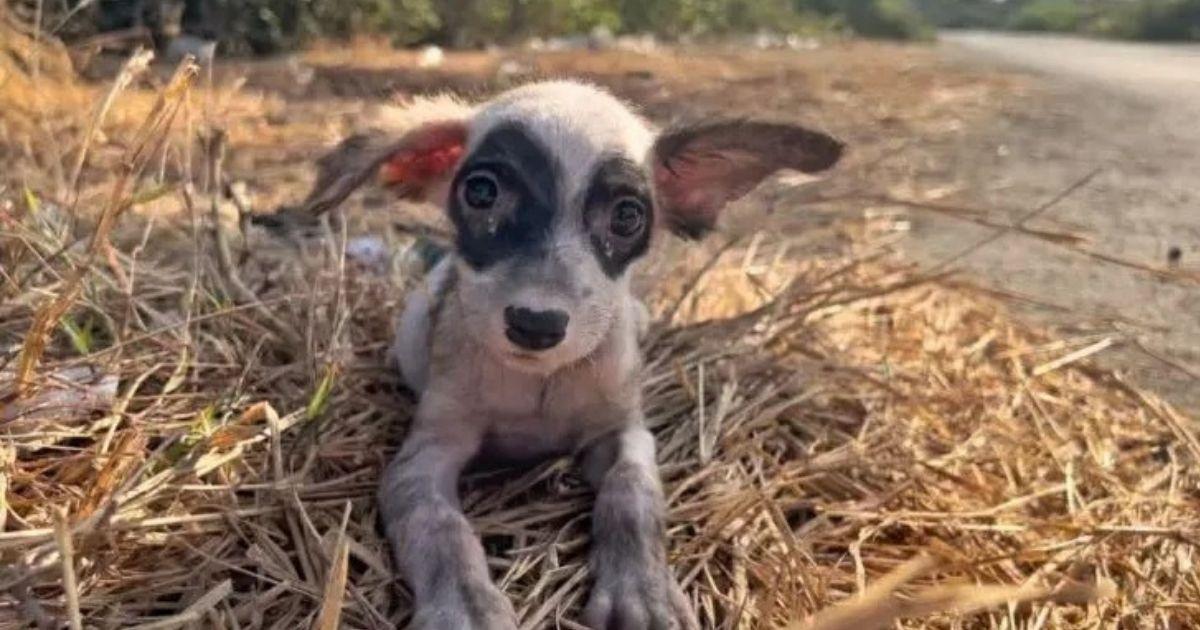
[650,119,844,239]
[293,119,468,219]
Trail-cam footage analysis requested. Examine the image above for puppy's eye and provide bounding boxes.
[461,170,500,210]
[610,198,646,238]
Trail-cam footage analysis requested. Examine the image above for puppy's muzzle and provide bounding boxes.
[504,306,569,351]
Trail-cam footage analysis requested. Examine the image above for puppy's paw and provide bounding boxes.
[584,564,698,630]
[410,608,517,630]
[411,580,518,630]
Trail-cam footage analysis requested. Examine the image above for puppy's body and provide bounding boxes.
[297,80,841,629]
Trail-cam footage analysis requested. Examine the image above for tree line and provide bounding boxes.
[8,0,1196,55]
[9,0,934,54]
[915,0,1200,41]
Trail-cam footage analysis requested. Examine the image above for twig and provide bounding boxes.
[1128,336,1200,383]
[312,503,352,630]
[200,129,303,348]
[68,48,154,208]
[1032,337,1116,377]
[814,170,1197,287]
[792,553,1113,630]
[125,579,233,630]
[53,508,82,630]
[50,0,101,34]
[1076,247,1200,284]
[222,181,254,262]
[925,168,1102,275]
[660,236,743,327]
[1130,388,1200,463]
[941,278,1168,332]
[824,192,1087,245]
[0,444,9,533]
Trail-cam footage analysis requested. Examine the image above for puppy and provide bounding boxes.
[298,81,842,629]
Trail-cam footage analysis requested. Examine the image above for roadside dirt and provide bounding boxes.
[921,36,1200,415]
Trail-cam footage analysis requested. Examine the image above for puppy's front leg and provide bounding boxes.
[379,427,517,630]
[582,425,699,630]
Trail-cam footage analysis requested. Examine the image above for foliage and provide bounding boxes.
[1008,0,1086,32]
[832,0,934,40]
[21,0,1200,49]
[909,0,1015,28]
[1087,0,1200,40]
[1005,0,1200,41]
[67,0,939,54]
[918,0,1200,41]
[207,0,442,54]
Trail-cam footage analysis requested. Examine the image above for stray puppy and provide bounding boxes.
[302,81,842,629]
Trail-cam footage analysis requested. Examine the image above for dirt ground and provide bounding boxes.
[922,34,1200,416]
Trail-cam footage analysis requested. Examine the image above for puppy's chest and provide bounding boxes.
[468,360,633,459]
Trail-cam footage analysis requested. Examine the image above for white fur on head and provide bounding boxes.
[469,81,656,200]
[367,93,477,135]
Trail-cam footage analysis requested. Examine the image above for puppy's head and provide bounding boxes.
[308,81,842,373]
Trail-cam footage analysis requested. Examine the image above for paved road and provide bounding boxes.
[908,32,1200,414]
[942,31,1200,103]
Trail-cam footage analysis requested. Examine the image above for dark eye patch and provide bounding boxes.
[448,123,560,269]
[582,155,654,278]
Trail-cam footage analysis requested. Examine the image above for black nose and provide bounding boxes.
[504,306,569,351]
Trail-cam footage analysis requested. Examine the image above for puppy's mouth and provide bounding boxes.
[499,346,562,374]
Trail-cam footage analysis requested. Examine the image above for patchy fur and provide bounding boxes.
[293,80,841,629]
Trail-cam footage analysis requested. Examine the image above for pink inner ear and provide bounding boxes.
[654,151,756,231]
[379,122,468,192]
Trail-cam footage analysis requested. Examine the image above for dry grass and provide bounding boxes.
[1,27,1198,630]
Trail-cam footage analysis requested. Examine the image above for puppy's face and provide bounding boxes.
[300,81,843,374]
[448,85,659,374]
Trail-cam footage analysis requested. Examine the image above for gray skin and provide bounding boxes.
[295,81,842,629]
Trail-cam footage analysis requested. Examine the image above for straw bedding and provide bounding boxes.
[1,43,1197,630]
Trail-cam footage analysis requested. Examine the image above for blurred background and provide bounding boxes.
[8,0,1200,54]
[9,0,1200,54]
